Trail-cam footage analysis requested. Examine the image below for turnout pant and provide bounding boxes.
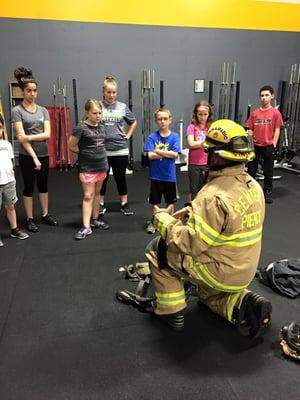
[145,237,250,324]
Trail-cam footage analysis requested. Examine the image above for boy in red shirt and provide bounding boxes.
[246,85,283,203]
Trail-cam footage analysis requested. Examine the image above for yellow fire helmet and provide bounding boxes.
[202,119,255,162]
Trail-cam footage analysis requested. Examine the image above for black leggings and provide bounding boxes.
[100,155,128,196]
[19,154,49,197]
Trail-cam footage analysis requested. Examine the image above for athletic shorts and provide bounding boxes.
[79,172,107,183]
[0,181,18,208]
[149,179,177,205]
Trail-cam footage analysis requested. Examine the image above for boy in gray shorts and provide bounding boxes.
[0,115,29,246]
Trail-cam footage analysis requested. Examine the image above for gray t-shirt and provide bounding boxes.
[11,104,50,157]
[100,100,136,152]
[72,121,108,173]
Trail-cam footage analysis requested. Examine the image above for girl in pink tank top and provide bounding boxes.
[186,100,213,200]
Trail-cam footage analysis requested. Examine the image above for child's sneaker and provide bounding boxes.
[26,218,39,232]
[41,214,58,226]
[99,204,107,216]
[74,226,92,240]
[146,220,156,234]
[91,218,109,230]
[10,228,29,240]
[121,203,134,216]
[0,235,3,247]
[264,190,273,204]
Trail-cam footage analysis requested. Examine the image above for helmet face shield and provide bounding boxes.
[203,120,255,162]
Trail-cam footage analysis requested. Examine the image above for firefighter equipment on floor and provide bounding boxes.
[116,262,196,314]
[116,263,155,312]
[280,321,300,361]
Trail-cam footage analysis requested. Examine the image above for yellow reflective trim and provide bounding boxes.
[156,298,186,306]
[156,219,166,238]
[188,214,262,247]
[190,258,248,293]
[155,212,173,238]
[155,290,186,306]
[226,292,243,322]
[156,290,185,298]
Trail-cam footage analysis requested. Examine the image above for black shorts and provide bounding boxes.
[149,179,177,205]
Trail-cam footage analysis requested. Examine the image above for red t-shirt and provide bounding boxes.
[246,107,283,146]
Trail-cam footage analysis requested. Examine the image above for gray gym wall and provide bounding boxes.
[0,17,300,160]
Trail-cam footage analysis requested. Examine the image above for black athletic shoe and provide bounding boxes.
[157,312,185,332]
[233,292,272,339]
[121,203,134,216]
[26,218,39,233]
[90,218,109,230]
[10,228,29,240]
[99,204,107,216]
[41,214,58,226]
[264,190,273,204]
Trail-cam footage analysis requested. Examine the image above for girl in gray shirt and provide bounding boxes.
[99,76,137,216]
[68,99,109,240]
[12,67,58,232]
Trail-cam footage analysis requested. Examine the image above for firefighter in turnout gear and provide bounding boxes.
[146,119,272,337]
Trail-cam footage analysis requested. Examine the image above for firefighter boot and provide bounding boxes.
[233,293,272,339]
[157,311,185,332]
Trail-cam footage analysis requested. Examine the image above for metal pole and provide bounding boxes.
[60,85,67,171]
[218,62,226,119]
[234,81,240,123]
[227,62,236,120]
[290,64,299,149]
[72,78,79,125]
[128,80,134,169]
[208,80,213,106]
[278,80,287,117]
[224,62,230,118]
[246,103,251,121]
[160,80,165,108]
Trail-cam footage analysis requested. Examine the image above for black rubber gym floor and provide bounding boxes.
[0,166,299,400]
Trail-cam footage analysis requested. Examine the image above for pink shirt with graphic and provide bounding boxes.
[186,124,208,165]
[246,107,283,146]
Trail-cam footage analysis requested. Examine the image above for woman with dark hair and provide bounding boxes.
[11,67,58,232]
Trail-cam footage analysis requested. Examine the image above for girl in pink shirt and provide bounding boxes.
[186,100,213,199]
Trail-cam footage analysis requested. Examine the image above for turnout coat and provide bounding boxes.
[154,164,265,290]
